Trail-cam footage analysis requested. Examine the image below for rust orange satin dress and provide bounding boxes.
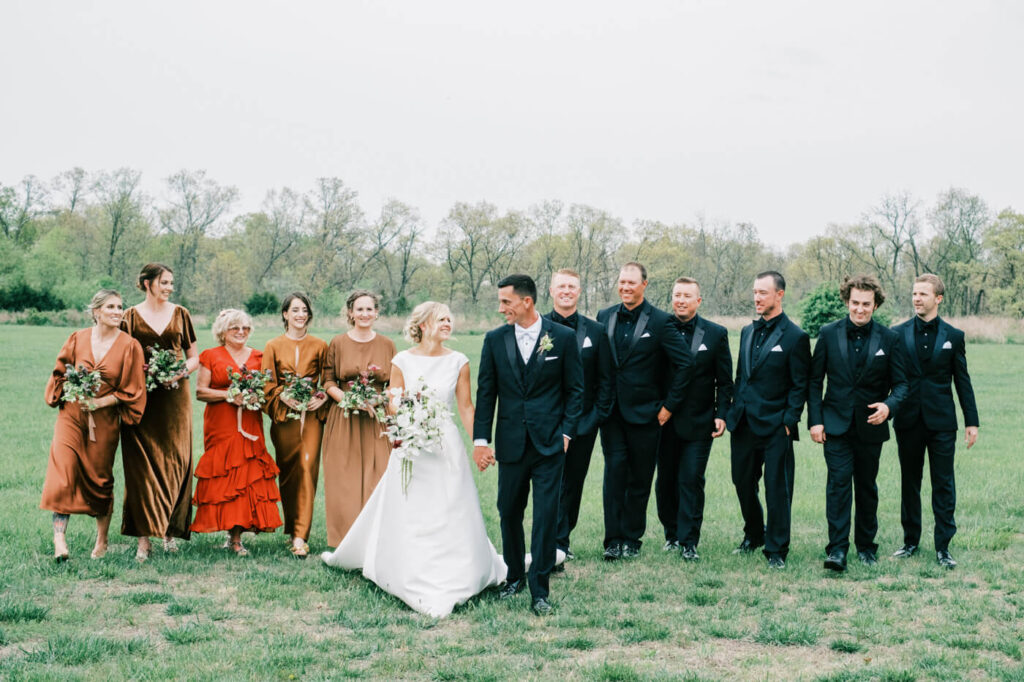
[40,329,146,517]
[321,333,395,546]
[190,346,282,533]
[120,305,196,539]
[261,334,329,542]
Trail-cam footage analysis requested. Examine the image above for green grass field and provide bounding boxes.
[1,324,1023,681]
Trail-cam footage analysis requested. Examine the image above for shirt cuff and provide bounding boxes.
[473,439,489,447]
[563,434,571,441]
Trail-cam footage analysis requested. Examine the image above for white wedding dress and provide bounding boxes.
[321,349,507,618]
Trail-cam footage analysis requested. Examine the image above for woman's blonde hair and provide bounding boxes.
[404,301,451,344]
[87,289,122,323]
[211,308,253,345]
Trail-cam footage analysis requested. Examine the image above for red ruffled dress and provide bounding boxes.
[191,346,282,533]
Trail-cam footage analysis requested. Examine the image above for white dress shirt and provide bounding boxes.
[514,315,543,363]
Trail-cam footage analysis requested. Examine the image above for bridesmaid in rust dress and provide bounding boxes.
[192,309,282,555]
[42,289,146,561]
[262,292,329,558]
[322,290,395,546]
[120,263,199,561]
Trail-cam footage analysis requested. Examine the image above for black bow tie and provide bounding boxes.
[676,317,696,335]
[551,311,578,329]
[916,318,938,334]
[617,308,637,323]
[753,318,768,331]
[847,321,870,339]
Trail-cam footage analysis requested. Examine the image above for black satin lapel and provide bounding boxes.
[504,327,524,388]
[576,317,587,349]
[754,322,785,370]
[606,313,619,367]
[904,323,922,373]
[691,322,706,355]
[932,322,948,365]
[742,326,753,379]
[837,323,849,367]
[524,318,550,391]
[623,307,651,361]
[858,326,882,383]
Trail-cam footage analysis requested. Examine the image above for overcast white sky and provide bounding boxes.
[3,0,1022,247]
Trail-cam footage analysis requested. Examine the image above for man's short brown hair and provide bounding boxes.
[551,268,580,283]
[840,274,886,306]
[674,276,701,294]
[914,273,945,297]
[621,261,648,281]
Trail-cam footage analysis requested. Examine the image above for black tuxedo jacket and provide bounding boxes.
[596,300,693,425]
[543,311,613,436]
[891,316,979,432]
[669,315,734,441]
[807,319,909,443]
[473,317,584,462]
[727,312,810,439]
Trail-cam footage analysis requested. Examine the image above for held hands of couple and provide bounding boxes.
[472,445,496,472]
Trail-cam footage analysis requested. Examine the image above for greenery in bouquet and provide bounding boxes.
[382,382,451,495]
[281,372,326,420]
[144,344,187,392]
[226,366,272,411]
[338,364,386,419]
[61,364,102,406]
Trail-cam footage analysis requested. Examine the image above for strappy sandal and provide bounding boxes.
[163,537,179,553]
[135,546,151,562]
[91,543,108,560]
[229,540,249,557]
[290,538,310,558]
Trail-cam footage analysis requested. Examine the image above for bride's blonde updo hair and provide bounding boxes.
[404,301,451,344]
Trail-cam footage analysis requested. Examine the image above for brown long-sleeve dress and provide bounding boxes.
[41,329,146,517]
[262,333,329,541]
[120,305,197,539]
[322,333,395,546]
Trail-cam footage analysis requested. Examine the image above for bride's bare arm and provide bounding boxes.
[388,365,406,415]
[455,362,475,437]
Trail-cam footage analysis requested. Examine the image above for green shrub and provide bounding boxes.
[798,282,893,337]
[245,291,280,315]
[0,282,65,312]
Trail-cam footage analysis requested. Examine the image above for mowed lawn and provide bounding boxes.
[1,323,1023,681]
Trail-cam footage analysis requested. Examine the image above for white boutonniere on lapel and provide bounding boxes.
[537,333,554,355]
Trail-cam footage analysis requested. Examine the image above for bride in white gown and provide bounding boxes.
[322,302,507,617]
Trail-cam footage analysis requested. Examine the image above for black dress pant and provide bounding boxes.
[496,436,565,601]
[655,425,713,547]
[730,419,795,558]
[823,433,882,555]
[556,430,598,553]
[895,422,957,551]
[600,411,661,549]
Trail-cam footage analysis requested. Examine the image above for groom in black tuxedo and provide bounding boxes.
[474,274,584,615]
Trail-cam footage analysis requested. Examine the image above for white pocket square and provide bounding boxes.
[641,332,651,338]
[942,341,952,349]
[875,348,885,356]
[544,355,559,361]
[770,345,783,352]
[698,343,708,351]
[582,336,593,348]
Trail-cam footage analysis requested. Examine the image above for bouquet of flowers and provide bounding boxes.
[337,364,386,419]
[144,344,187,392]
[61,364,102,406]
[227,367,273,411]
[381,382,451,495]
[61,364,103,441]
[281,372,326,432]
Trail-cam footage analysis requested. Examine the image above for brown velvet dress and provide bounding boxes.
[119,305,197,539]
[41,329,146,517]
[321,333,395,546]
[261,333,329,541]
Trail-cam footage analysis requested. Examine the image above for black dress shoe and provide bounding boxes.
[621,545,640,559]
[499,579,524,600]
[564,548,575,561]
[892,544,918,558]
[767,554,786,569]
[662,540,680,552]
[858,550,878,566]
[551,562,566,573]
[824,550,847,572]
[680,545,700,562]
[733,538,764,554]
[936,550,957,570]
[531,597,552,616]
[603,543,622,561]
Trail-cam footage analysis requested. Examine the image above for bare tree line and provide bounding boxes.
[2,168,1022,319]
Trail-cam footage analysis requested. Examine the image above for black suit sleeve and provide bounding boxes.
[473,332,499,442]
[783,332,811,432]
[807,330,828,427]
[952,332,979,427]
[713,329,734,421]
[660,318,694,414]
[560,332,584,439]
[884,335,909,417]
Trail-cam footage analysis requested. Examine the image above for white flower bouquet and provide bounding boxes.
[382,382,451,495]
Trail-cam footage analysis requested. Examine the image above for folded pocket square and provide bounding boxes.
[875,348,886,356]
[582,336,593,348]
[544,355,559,361]
[942,341,952,349]
[770,345,783,352]
[698,343,708,351]
[641,332,651,338]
